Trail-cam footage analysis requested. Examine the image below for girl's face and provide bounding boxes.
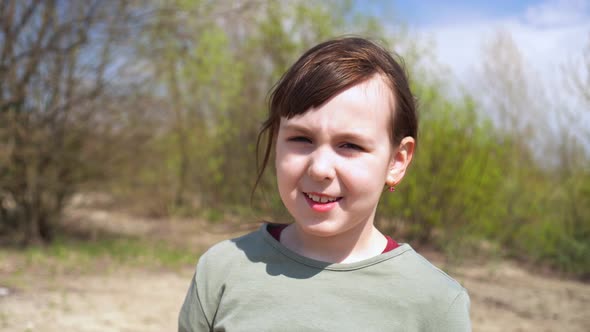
[275,76,409,238]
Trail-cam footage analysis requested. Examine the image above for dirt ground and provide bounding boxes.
[1,206,589,331]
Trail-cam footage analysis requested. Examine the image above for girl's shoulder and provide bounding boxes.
[196,223,272,271]
[405,249,463,286]
[389,247,467,303]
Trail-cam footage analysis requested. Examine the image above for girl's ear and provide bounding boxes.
[386,137,415,187]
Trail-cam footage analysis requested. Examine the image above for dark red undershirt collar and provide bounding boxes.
[267,223,399,254]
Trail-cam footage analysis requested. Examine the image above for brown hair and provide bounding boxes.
[254,37,418,193]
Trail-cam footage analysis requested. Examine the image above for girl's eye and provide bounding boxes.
[341,143,364,151]
[287,136,312,143]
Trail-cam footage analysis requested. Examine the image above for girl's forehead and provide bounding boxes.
[280,76,394,129]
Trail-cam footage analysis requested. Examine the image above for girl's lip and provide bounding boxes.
[303,192,342,212]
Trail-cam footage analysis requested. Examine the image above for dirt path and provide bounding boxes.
[1,207,589,331]
[456,262,590,331]
[1,268,192,332]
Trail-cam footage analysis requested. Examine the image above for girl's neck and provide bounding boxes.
[281,220,387,264]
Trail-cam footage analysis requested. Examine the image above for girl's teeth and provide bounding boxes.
[307,193,337,203]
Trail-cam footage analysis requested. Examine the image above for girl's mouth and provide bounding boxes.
[303,192,342,212]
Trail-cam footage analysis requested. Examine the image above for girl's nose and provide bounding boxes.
[307,147,336,181]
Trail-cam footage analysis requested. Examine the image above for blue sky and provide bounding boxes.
[360,0,589,26]
[390,0,542,26]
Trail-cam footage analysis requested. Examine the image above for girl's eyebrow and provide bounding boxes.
[280,123,313,135]
[336,132,373,143]
[282,122,373,143]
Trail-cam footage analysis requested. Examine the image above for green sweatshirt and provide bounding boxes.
[179,224,471,331]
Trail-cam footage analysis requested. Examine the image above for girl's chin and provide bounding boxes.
[294,220,343,238]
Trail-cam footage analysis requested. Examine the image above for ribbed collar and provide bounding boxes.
[260,223,414,271]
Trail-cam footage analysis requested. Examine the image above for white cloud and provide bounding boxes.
[524,0,590,27]
[415,1,590,94]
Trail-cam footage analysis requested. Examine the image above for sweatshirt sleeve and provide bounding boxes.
[442,289,472,331]
[178,252,220,332]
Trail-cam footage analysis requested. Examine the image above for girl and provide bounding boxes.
[179,37,471,331]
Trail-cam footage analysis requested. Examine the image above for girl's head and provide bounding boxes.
[256,37,418,191]
[255,37,417,237]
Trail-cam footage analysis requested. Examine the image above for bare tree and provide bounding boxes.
[0,0,132,244]
[566,33,590,105]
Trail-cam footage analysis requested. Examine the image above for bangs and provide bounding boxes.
[278,61,378,119]
[270,39,384,120]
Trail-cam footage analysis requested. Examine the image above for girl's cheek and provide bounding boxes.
[348,160,385,181]
[276,153,304,174]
